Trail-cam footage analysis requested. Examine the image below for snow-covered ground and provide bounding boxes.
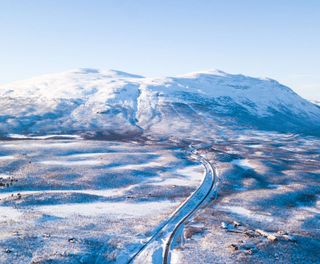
[0,140,203,263]
[171,132,320,263]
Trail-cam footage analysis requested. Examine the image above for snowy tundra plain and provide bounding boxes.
[0,139,204,263]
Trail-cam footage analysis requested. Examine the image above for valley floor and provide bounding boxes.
[0,133,319,264]
[0,139,203,263]
[172,133,320,263]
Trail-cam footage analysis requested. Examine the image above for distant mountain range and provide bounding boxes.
[0,68,319,139]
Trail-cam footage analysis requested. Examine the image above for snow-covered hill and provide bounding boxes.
[0,68,319,139]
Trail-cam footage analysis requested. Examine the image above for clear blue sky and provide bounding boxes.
[0,0,319,100]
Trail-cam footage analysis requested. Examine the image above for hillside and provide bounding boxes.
[0,68,319,139]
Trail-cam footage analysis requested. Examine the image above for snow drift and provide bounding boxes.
[0,68,319,139]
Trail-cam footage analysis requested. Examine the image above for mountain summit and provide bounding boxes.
[0,69,319,139]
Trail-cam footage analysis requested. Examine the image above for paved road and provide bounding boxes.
[128,151,218,264]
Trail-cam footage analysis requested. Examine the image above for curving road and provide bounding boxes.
[128,151,219,264]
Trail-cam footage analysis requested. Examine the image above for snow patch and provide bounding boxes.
[231,159,253,170]
[37,201,175,218]
[0,206,22,220]
[217,205,274,222]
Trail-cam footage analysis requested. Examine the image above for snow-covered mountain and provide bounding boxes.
[0,68,319,139]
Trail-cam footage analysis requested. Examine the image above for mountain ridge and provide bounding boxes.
[0,68,319,139]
